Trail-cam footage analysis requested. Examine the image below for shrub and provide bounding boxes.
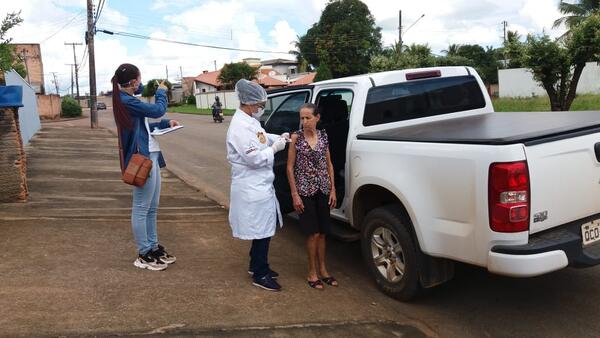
[186,94,196,105]
[61,96,82,118]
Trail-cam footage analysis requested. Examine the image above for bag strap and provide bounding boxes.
[116,117,142,173]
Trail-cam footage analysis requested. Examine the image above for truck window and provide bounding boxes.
[264,91,309,135]
[363,75,486,126]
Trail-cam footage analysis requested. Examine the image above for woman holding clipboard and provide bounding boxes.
[111,63,179,271]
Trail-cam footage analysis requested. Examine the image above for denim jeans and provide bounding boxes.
[131,151,161,255]
[249,237,271,279]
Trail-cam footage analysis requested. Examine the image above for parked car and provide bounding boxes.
[96,102,107,110]
[263,66,600,300]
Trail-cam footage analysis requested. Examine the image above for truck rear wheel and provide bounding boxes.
[361,205,421,301]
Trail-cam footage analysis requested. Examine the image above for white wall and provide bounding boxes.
[194,82,217,94]
[499,62,600,97]
[195,90,239,110]
[4,70,41,144]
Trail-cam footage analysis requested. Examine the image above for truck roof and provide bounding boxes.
[313,66,474,87]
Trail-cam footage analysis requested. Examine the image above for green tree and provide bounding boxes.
[369,43,434,72]
[525,14,600,111]
[442,44,461,56]
[0,11,25,83]
[314,62,332,81]
[553,0,600,30]
[502,30,527,68]
[217,62,258,89]
[295,0,382,78]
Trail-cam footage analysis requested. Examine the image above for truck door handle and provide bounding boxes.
[595,142,600,162]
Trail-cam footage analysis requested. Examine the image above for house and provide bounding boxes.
[260,58,299,78]
[181,76,196,96]
[11,43,45,94]
[193,70,223,93]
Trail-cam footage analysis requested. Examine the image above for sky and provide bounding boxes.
[0,0,567,95]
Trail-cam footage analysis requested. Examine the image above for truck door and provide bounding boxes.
[264,89,312,213]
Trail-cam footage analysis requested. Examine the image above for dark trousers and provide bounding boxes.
[249,237,271,279]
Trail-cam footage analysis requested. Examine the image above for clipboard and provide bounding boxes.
[150,125,184,136]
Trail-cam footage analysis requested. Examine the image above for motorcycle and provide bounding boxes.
[212,106,224,123]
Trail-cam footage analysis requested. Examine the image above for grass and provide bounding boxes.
[167,104,236,115]
[493,93,600,112]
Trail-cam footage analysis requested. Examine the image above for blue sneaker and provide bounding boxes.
[247,269,279,279]
[252,275,282,291]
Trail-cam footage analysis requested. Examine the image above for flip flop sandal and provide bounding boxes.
[307,279,324,290]
[321,276,338,287]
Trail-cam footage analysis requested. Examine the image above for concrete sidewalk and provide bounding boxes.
[0,125,430,337]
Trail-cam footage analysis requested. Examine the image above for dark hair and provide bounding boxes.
[111,63,140,129]
[299,103,319,116]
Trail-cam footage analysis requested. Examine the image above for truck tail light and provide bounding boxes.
[405,70,441,80]
[488,161,530,232]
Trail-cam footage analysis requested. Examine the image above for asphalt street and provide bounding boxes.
[89,109,600,337]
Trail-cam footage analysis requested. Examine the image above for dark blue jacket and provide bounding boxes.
[118,88,170,173]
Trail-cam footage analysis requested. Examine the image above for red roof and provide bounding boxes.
[194,70,222,87]
[290,72,317,86]
[258,76,287,87]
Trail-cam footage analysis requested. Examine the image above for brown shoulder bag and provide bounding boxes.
[118,126,153,187]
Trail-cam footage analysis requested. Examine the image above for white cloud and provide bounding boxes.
[269,20,298,53]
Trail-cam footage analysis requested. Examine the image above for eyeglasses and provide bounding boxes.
[256,103,266,109]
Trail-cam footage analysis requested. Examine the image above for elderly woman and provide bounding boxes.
[226,79,289,291]
[286,103,338,289]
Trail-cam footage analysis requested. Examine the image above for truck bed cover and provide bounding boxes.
[356,111,600,146]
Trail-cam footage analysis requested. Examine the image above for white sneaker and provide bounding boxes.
[133,252,168,271]
[153,245,176,264]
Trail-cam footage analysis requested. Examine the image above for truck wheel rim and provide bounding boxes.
[371,227,405,283]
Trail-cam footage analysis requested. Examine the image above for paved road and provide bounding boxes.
[93,110,600,337]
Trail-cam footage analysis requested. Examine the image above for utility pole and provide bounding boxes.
[86,0,98,128]
[214,60,217,71]
[50,72,59,95]
[179,66,183,81]
[20,50,31,84]
[502,20,507,44]
[64,42,82,99]
[398,10,402,51]
[65,63,74,97]
[165,65,169,81]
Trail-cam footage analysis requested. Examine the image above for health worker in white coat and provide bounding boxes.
[226,79,288,292]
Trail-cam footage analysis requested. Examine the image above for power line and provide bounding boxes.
[94,0,106,28]
[97,28,295,55]
[39,10,85,43]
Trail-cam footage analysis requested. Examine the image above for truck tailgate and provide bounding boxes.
[526,132,600,234]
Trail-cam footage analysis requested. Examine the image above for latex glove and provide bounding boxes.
[271,138,286,153]
[280,132,290,142]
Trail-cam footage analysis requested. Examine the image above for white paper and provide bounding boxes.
[150,125,184,136]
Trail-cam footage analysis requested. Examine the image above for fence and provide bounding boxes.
[195,90,240,110]
[498,62,600,98]
[4,70,41,144]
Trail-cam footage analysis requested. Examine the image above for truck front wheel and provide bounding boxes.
[361,205,421,301]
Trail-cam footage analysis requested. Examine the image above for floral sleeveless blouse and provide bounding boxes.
[293,129,331,197]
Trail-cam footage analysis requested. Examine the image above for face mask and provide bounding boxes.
[134,82,144,95]
[252,108,265,120]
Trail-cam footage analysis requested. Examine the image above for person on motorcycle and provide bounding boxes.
[212,96,223,122]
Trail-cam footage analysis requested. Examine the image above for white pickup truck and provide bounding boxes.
[261,66,600,300]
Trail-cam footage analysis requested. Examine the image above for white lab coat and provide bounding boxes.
[226,109,283,240]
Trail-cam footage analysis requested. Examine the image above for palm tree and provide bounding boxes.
[553,0,600,30]
[442,44,461,56]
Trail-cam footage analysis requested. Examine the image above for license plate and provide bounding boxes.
[581,220,600,247]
